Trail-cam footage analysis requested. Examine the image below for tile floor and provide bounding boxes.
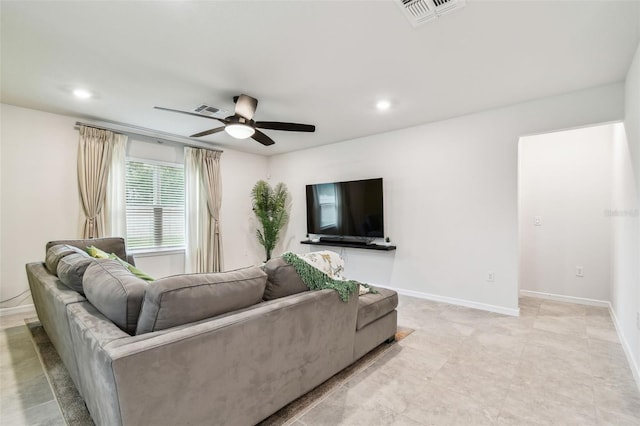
[1,295,639,425]
[294,296,640,425]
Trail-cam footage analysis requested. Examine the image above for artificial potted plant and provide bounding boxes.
[251,180,289,261]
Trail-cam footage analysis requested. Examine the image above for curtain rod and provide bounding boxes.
[74,120,224,153]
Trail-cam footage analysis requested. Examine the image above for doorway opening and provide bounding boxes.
[517,122,622,306]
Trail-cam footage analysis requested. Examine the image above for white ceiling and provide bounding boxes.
[1,0,639,156]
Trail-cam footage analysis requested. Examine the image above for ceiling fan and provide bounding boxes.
[154,94,315,146]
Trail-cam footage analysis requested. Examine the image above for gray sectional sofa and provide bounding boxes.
[26,237,398,426]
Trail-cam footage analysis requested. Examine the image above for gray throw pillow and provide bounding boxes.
[56,252,95,294]
[83,259,148,335]
[262,257,309,300]
[45,244,87,275]
[136,266,267,335]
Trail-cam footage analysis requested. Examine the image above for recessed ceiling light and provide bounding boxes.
[376,100,391,111]
[73,89,92,99]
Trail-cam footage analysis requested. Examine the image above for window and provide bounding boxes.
[125,159,185,250]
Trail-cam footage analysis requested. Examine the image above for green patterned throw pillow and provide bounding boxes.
[86,246,154,282]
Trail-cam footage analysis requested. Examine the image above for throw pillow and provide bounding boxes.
[45,244,87,274]
[280,252,376,302]
[56,252,96,294]
[262,257,309,300]
[298,250,346,279]
[297,251,373,295]
[86,246,154,282]
[83,259,148,334]
[86,245,110,259]
[107,254,154,282]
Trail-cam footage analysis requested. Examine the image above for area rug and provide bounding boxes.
[26,318,413,426]
[25,318,94,426]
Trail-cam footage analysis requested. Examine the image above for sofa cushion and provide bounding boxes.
[356,287,398,331]
[56,252,96,294]
[86,246,154,282]
[83,259,148,334]
[45,244,87,274]
[262,257,309,300]
[136,266,267,334]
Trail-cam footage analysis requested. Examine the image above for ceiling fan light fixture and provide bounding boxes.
[376,99,391,111]
[225,123,255,139]
[73,88,92,99]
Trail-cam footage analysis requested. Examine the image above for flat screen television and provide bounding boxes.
[306,178,384,239]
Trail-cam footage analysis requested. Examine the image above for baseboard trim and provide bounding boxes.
[0,304,35,317]
[520,289,640,391]
[519,290,609,307]
[608,302,640,392]
[375,284,520,316]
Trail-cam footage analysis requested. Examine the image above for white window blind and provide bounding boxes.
[316,183,338,229]
[125,159,185,250]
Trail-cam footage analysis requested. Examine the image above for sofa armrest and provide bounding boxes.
[26,262,87,397]
[125,254,135,266]
[46,237,129,264]
[66,302,131,426]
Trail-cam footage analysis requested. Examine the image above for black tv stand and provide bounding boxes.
[301,239,396,251]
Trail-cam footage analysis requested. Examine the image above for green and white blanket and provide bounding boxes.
[281,250,376,302]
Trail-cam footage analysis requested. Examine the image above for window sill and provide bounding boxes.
[130,247,185,258]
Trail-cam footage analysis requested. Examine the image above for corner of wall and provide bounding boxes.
[610,38,640,390]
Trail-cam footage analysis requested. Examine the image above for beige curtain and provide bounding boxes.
[201,149,223,272]
[77,126,114,238]
[104,134,128,238]
[185,147,223,273]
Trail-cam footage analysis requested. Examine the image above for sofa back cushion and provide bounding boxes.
[45,244,87,274]
[56,252,96,294]
[136,266,267,335]
[83,259,148,334]
[262,257,309,300]
[47,237,128,264]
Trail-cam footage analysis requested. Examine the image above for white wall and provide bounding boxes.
[219,148,271,270]
[519,124,614,301]
[611,41,640,381]
[1,104,81,307]
[0,104,268,308]
[127,138,184,164]
[0,81,629,312]
[268,83,625,314]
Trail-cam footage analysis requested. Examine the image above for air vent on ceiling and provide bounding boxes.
[397,0,466,27]
[192,104,221,116]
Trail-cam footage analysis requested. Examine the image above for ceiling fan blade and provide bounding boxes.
[256,121,316,132]
[190,126,226,138]
[251,129,275,146]
[154,106,227,124]
[234,94,258,120]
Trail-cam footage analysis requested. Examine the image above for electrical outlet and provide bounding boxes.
[534,216,542,226]
[487,271,495,282]
[576,266,584,277]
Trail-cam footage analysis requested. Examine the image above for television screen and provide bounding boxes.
[306,178,384,238]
